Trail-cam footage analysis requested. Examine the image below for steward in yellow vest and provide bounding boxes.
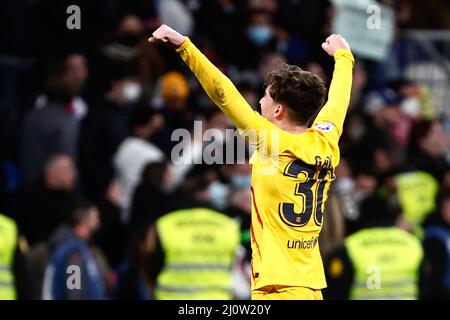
[324,196,423,300]
[0,213,17,300]
[0,213,33,300]
[153,207,239,300]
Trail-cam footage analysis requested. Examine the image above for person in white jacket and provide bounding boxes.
[113,105,165,223]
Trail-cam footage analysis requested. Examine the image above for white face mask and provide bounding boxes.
[122,82,142,104]
[400,97,421,117]
[231,174,252,189]
[207,181,230,210]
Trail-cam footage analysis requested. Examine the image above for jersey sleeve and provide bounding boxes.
[176,37,283,153]
[311,49,354,144]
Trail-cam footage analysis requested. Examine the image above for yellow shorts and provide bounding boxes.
[251,285,323,300]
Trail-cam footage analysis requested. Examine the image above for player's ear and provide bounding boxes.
[274,104,284,118]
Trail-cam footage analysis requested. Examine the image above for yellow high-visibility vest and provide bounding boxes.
[346,227,423,300]
[0,214,17,300]
[155,208,240,300]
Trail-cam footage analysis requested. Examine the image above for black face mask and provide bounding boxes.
[118,33,142,47]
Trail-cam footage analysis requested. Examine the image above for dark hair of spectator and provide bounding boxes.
[141,162,168,190]
[264,64,327,126]
[358,195,398,227]
[437,188,450,212]
[201,107,223,122]
[129,104,157,131]
[408,119,433,156]
[42,59,73,103]
[66,199,96,228]
[126,223,151,267]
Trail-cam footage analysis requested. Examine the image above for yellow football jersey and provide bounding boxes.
[177,38,354,291]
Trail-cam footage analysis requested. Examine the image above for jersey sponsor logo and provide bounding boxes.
[313,121,334,132]
[286,236,319,250]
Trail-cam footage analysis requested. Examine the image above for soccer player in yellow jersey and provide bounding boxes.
[149,25,354,300]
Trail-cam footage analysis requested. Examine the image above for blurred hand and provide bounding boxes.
[151,113,165,131]
[106,180,123,206]
[148,24,185,48]
[321,34,351,56]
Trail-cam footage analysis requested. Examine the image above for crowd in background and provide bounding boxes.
[0,0,450,300]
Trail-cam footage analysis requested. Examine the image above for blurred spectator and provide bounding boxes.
[195,0,248,68]
[34,53,89,120]
[0,213,33,300]
[391,80,436,120]
[79,61,141,202]
[420,190,450,299]
[392,170,439,234]
[113,105,165,223]
[408,119,450,182]
[393,0,450,29]
[347,61,368,111]
[20,56,84,186]
[22,154,78,246]
[160,71,190,108]
[236,81,261,111]
[257,51,286,79]
[319,189,346,261]
[148,175,240,299]
[164,107,233,191]
[333,159,361,224]
[365,90,412,148]
[225,163,253,300]
[114,224,155,300]
[42,200,107,300]
[241,9,290,69]
[324,195,423,300]
[153,71,194,155]
[97,14,164,100]
[130,161,174,229]
[237,52,286,98]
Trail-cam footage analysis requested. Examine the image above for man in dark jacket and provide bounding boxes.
[20,56,84,187]
[21,154,78,246]
[78,62,140,203]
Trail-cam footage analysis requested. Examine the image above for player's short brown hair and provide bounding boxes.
[264,64,326,126]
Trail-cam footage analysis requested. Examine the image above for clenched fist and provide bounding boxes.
[148,24,186,48]
[321,34,351,56]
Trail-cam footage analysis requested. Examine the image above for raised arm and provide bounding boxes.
[149,25,263,132]
[313,34,354,138]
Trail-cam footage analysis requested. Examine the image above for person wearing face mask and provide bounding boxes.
[248,24,274,47]
[78,62,143,204]
[207,179,231,211]
[94,13,164,111]
[240,10,290,69]
[242,12,277,69]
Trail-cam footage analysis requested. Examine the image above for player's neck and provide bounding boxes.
[276,120,307,134]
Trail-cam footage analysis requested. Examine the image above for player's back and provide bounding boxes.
[249,125,339,290]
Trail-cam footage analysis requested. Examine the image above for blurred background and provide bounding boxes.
[0,0,449,300]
